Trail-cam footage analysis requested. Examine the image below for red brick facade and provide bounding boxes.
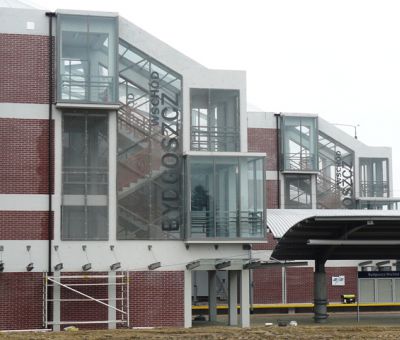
[60,273,109,330]
[0,272,43,330]
[326,267,358,303]
[266,180,279,209]
[0,211,53,240]
[248,128,278,171]
[0,118,54,194]
[129,271,184,327]
[253,267,282,304]
[286,267,314,303]
[0,34,51,104]
[252,231,278,250]
[252,266,358,305]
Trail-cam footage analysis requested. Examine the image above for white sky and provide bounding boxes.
[33,0,400,195]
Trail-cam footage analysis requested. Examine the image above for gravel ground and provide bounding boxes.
[2,326,400,340]
[2,313,400,339]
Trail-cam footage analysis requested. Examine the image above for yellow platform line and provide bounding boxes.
[192,302,400,310]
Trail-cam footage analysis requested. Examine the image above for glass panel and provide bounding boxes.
[377,279,393,302]
[190,158,214,237]
[395,279,400,302]
[117,39,183,240]
[188,156,264,240]
[359,158,389,197]
[62,113,108,240]
[282,116,317,170]
[317,132,355,208]
[190,89,240,151]
[58,14,118,103]
[215,157,238,237]
[284,174,312,209]
[359,279,375,303]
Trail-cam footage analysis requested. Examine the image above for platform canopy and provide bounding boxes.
[267,209,400,261]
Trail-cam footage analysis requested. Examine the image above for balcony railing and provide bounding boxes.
[284,153,316,171]
[191,126,240,152]
[60,75,115,103]
[190,210,263,239]
[360,181,389,198]
[63,166,108,195]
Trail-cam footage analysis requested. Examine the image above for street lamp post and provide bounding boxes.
[333,123,360,139]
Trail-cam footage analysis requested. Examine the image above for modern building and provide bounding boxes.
[246,111,400,308]
[1,0,400,332]
[0,1,266,331]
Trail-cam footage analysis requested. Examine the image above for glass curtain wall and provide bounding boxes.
[359,158,389,197]
[284,175,312,209]
[281,116,317,171]
[190,89,240,151]
[188,156,264,240]
[117,40,183,240]
[317,132,354,208]
[57,14,118,103]
[62,113,108,240]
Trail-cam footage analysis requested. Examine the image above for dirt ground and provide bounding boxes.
[2,313,400,339]
[2,325,400,339]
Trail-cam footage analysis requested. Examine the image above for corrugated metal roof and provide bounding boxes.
[267,209,400,238]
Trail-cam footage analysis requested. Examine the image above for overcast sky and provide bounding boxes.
[33,0,400,195]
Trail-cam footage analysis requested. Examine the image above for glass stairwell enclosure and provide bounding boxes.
[57,14,118,104]
[281,116,318,171]
[117,40,183,240]
[190,89,240,151]
[187,156,265,240]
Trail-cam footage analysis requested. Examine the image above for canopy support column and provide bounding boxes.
[228,270,238,326]
[314,258,328,323]
[208,270,217,322]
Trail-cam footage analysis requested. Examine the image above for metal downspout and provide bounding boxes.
[45,11,56,274]
[274,113,281,208]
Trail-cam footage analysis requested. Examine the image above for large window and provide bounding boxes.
[62,113,108,240]
[117,40,183,240]
[187,156,264,240]
[57,14,118,104]
[281,116,317,171]
[190,89,240,151]
[359,158,389,197]
[284,175,312,209]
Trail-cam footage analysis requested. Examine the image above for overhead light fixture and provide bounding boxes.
[186,261,200,270]
[110,262,121,271]
[26,245,33,271]
[54,263,63,271]
[0,246,3,272]
[81,245,91,271]
[148,262,161,270]
[82,263,92,271]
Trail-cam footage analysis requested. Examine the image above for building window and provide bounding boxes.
[117,40,183,240]
[281,116,317,171]
[284,174,312,209]
[190,89,240,151]
[62,113,108,240]
[57,14,118,104]
[187,156,264,239]
[317,132,354,208]
[359,158,389,197]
